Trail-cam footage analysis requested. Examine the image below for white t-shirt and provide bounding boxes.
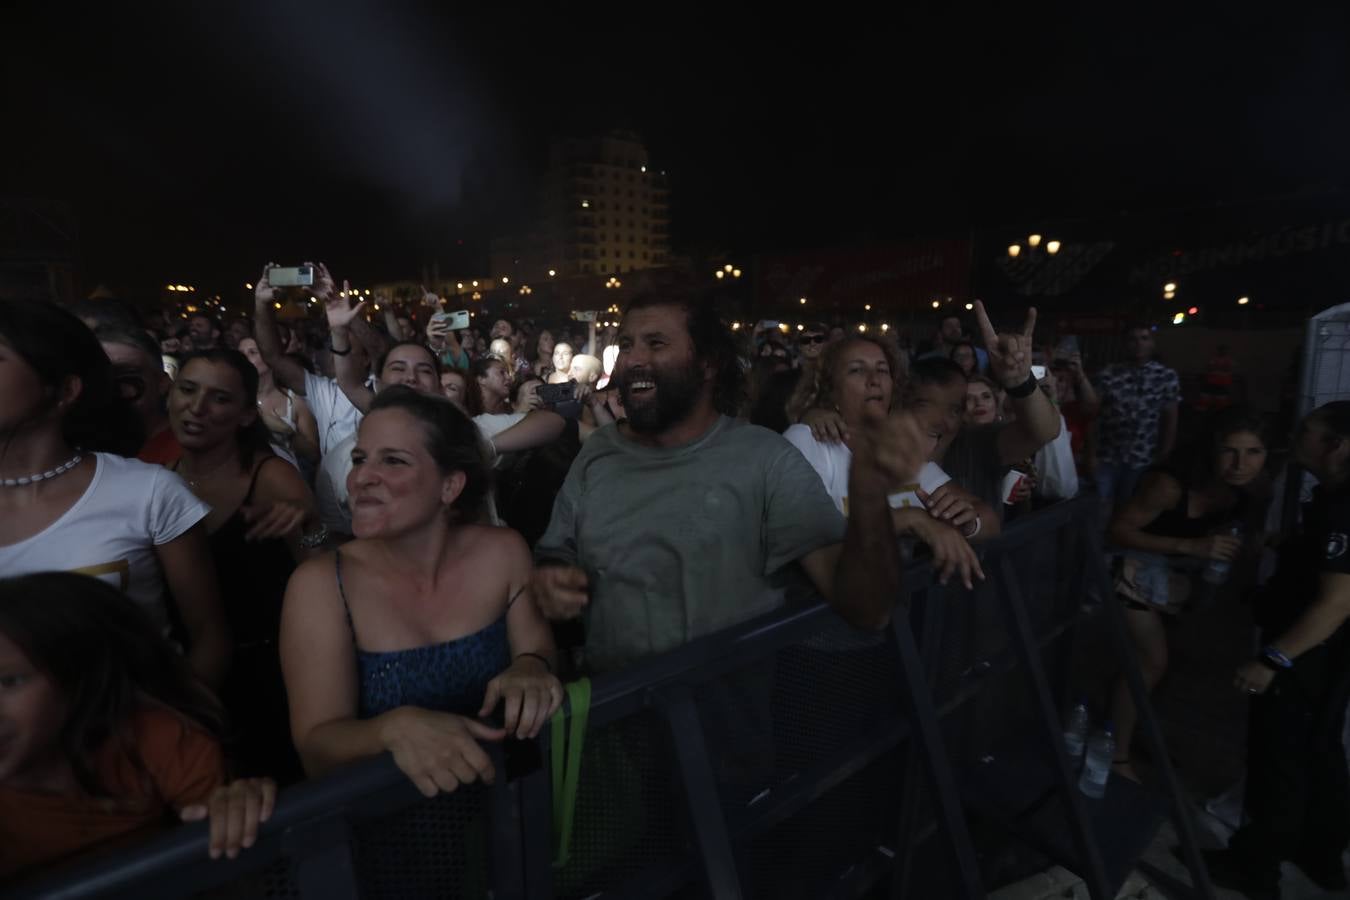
[0,453,209,634]
[783,424,952,516]
[304,370,363,457]
[473,412,527,443]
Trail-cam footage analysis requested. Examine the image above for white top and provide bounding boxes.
[304,370,362,457]
[783,424,952,516]
[472,412,527,443]
[1033,413,1079,501]
[0,453,209,634]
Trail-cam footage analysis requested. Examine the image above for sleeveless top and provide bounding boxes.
[1141,467,1249,542]
[334,550,512,719]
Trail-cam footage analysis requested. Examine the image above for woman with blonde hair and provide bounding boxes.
[785,335,990,588]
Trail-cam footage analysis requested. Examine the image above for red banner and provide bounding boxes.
[756,239,971,312]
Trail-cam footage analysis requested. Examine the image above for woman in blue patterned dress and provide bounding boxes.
[280,386,562,796]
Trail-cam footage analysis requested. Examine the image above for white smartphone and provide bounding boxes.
[267,265,314,287]
[433,310,470,331]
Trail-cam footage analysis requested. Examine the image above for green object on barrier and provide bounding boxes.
[550,678,591,867]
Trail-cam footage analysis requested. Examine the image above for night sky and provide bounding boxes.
[5,4,1350,296]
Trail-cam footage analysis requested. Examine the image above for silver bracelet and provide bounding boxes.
[300,525,329,549]
[961,516,982,539]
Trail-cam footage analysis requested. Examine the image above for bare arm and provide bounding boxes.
[281,556,383,776]
[329,324,377,414]
[799,413,925,629]
[290,394,321,465]
[1157,403,1179,462]
[971,301,1061,466]
[253,265,309,395]
[313,267,377,413]
[489,410,566,454]
[250,457,321,563]
[1070,354,1100,415]
[157,524,231,689]
[997,390,1062,467]
[1107,471,1185,554]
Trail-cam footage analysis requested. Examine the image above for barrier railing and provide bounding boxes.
[4,497,1213,900]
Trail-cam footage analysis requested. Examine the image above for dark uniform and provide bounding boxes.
[1229,483,1350,885]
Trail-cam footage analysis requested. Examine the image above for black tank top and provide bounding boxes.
[208,458,297,646]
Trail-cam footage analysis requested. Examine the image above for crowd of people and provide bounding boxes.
[0,271,1346,898]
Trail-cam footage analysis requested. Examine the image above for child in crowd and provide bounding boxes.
[0,572,274,879]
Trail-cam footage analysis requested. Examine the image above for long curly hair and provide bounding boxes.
[787,335,906,423]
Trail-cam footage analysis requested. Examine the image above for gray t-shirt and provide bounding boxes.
[536,416,847,672]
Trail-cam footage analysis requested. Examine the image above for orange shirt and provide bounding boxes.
[137,427,182,467]
[0,707,224,879]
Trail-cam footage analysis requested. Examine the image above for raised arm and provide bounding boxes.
[314,266,377,414]
[800,411,927,629]
[253,265,310,395]
[974,301,1061,466]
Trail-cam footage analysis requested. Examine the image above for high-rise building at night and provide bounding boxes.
[491,130,670,282]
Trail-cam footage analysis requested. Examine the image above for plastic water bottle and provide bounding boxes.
[1201,525,1243,585]
[1063,699,1090,762]
[1078,723,1116,799]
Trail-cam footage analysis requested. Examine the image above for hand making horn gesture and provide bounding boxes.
[973,300,1037,390]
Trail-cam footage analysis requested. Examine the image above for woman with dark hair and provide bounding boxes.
[473,356,513,416]
[0,300,229,689]
[168,349,320,781]
[1205,401,1350,895]
[531,330,556,381]
[1106,407,1272,782]
[0,572,274,878]
[280,387,562,794]
[239,337,320,470]
[440,368,480,415]
[950,340,980,377]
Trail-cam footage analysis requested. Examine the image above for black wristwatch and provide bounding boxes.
[1005,374,1038,399]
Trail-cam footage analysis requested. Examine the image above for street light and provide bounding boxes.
[1238,296,1250,305]
[1008,244,1021,258]
[1028,234,1042,248]
[799,297,807,305]
[864,304,871,311]
[1046,241,1061,255]
[1163,282,1177,293]
[732,269,741,278]
[715,270,724,279]
[931,300,941,308]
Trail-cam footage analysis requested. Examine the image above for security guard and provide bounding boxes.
[1206,402,1350,897]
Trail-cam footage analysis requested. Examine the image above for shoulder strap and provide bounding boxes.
[333,549,358,647]
[244,457,277,505]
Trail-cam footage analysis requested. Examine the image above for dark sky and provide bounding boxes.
[4,4,1350,295]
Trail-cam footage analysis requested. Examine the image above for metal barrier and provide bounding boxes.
[3,497,1213,900]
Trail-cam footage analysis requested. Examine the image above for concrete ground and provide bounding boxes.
[992,581,1349,900]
